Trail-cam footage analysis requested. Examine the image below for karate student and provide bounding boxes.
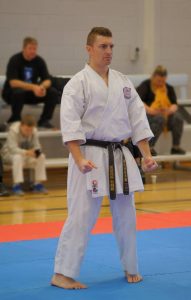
[1,114,47,195]
[51,27,157,289]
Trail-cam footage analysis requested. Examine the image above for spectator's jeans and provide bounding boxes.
[5,87,58,123]
[147,110,184,147]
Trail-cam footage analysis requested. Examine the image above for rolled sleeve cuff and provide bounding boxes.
[62,132,86,145]
[131,130,154,146]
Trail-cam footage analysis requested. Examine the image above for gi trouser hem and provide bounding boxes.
[54,265,80,279]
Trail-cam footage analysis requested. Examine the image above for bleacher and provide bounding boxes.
[0,73,191,169]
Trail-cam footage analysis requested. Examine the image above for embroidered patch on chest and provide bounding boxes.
[123,87,131,99]
[92,180,98,194]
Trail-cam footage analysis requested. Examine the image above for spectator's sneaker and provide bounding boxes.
[33,183,48,194]
[171,147,186,155]
[38,120,54,129]
[0,183,10,197]
[12,184,25,196]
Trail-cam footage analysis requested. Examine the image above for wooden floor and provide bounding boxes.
[0,166,191,226]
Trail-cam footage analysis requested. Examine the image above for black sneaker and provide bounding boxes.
[0,183,10,197]
[171,147,186,155]
[38,120,54,129]
[150,148,158,156]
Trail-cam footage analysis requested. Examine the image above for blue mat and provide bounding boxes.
[0,227,191,300]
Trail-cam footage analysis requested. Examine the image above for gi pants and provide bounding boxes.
[4,153,47,184]
[54,173,138,278]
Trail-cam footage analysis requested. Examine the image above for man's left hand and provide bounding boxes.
[142,157,158,172]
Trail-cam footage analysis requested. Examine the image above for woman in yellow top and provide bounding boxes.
[137,65,185,155]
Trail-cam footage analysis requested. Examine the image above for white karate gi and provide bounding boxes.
[54,64,153,278]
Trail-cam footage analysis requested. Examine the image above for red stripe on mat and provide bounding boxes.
[0,211,191,242]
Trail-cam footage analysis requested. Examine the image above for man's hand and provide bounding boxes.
[25,149,36,158]
[77,158,97,174]
[162,104,178,116]
[33,85,46,97]
[66,140,97,174]
[142,156,158,172]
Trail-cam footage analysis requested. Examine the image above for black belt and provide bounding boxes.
[83,139,129,200]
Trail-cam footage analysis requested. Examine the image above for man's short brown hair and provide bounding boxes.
[87,27,112,46]
[23,37,38,48]
[21,114,37,127]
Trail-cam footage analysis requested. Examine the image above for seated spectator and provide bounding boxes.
[137,65,186,155]
[0,146,10,197]
[2,37,58,129]
[1,114,48,196]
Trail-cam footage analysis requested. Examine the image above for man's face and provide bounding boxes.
[86,35,113,67]
[23,43,37,61]
[152,75,167,88]
[20,124,34,137]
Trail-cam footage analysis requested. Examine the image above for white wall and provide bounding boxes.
[0,0,191,96]
[0,0,144,75]
[154,0,191,96]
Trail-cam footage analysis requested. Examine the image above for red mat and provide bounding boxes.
[0,211,191,243]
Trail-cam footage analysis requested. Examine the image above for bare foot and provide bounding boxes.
[125,272,143,283]
[51,273,87,289]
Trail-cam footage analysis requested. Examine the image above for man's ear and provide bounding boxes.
[86,45,91,54]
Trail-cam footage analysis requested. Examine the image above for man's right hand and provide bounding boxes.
[66,140,97,174]
[25,149,35,158]
[77,158,97,174]
[33,85,46,97]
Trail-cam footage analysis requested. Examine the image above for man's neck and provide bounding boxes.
[88,62,109,79]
